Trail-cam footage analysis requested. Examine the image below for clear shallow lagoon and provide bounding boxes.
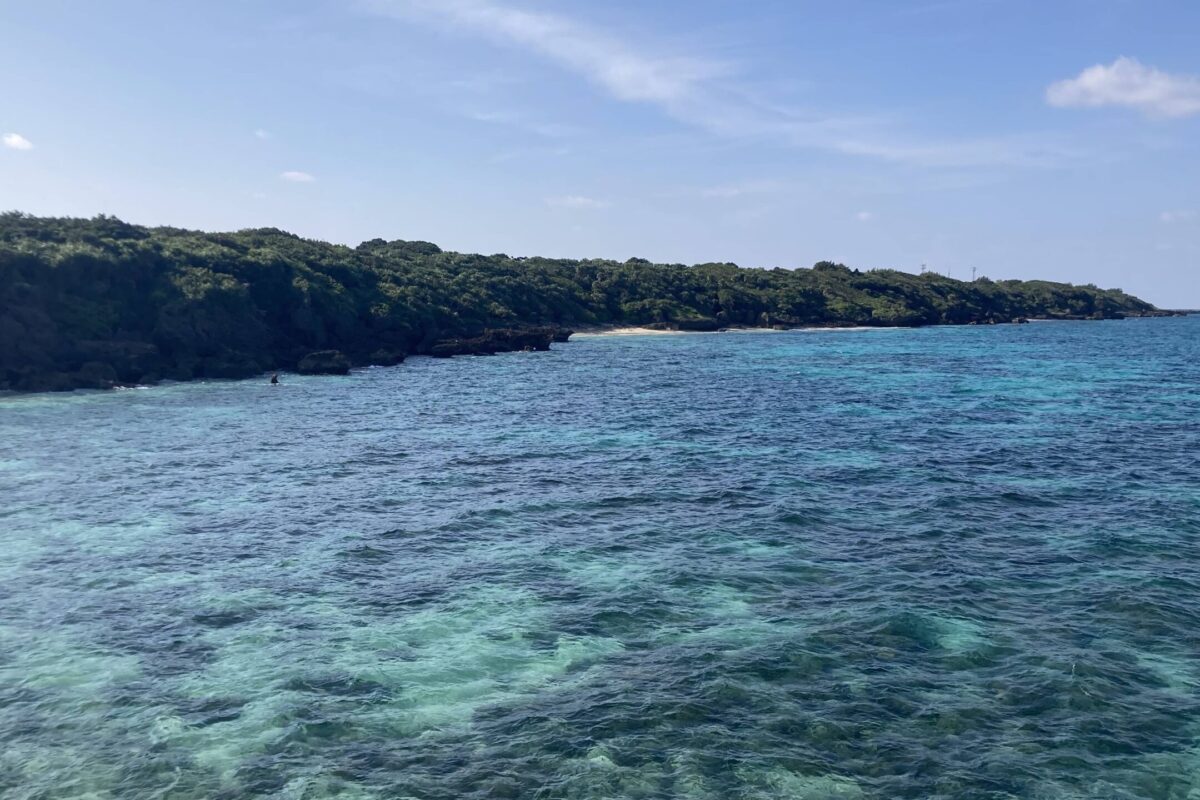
[2,317,1199,800]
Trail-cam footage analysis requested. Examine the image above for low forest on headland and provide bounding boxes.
[0,213,1166,392]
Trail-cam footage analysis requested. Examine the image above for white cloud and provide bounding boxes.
[375,0,722,105]
[280,170,316,182]
[1047,57,1200,119]
[369,0,1064,169]
[3,133,33,150]
[254,128,272,140]
[830,130,1088,168]
[1160,210,1196,224]
[546,195,610,209]
[856,211,876,222]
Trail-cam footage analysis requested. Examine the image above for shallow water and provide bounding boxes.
[2,317,1199,800]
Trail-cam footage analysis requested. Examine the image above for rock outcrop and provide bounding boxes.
[429,327,562,357]
[673,318,722,332]
[297,350,351,375]
[75,361,120,389]
[643,318,722,332]
[368,350,407,367]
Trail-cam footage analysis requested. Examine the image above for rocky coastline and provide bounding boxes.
[1,214,1176,395]
[1,326,577,393]
[11,312,1190,394]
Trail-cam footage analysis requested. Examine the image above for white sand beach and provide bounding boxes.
[569,326,694,337]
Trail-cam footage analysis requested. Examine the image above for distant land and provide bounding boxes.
[0,213,1182,393]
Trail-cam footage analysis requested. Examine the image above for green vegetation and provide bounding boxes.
[0,213,1160,392]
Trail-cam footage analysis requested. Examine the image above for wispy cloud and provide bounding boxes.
[3,132,33,150]
[1160,209,1197,224]
[1047,57,1200,119]
[856,211,876,222]
[371,0,723,105]
[254,128,272,140]
[280,170,316,182]
[546,195,610,209]
[367,0,1066,169]
[465,109,576,138]
[699,179,785,199]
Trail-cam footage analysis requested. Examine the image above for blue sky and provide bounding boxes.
[2,0,1198,305]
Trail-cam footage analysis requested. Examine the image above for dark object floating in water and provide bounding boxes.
[270,373,279,385]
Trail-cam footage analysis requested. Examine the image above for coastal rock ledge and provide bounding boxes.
[429,326,568,357]
[297,350,352,375]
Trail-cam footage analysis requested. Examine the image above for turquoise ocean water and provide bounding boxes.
[2,317,1198,799]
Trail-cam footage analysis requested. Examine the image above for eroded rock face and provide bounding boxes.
[763,315,815,330]
[75,361,119,389]
[643,318,722,332]
[368,350,407,367]
[70,341,163,384]
[10,371,77,393]
[0,338,168,392]
[672,318,722,332]
[200,353,263,380]
[297,350,351,375]
[428,327,563,358]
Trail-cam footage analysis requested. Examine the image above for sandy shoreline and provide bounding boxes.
[569,324,880,338]
[569,317,1155,338]
[569,326,689,337]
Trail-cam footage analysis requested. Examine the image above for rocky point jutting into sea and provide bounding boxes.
[0,212,1180,393]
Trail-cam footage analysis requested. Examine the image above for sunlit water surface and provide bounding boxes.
[2,317,1199,799]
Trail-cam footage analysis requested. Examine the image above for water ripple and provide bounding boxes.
[1,318,1198,798]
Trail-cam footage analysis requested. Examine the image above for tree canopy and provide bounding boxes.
[0,213,1159,391]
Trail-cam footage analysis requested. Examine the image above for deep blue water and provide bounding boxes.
[2,317,1199,800]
